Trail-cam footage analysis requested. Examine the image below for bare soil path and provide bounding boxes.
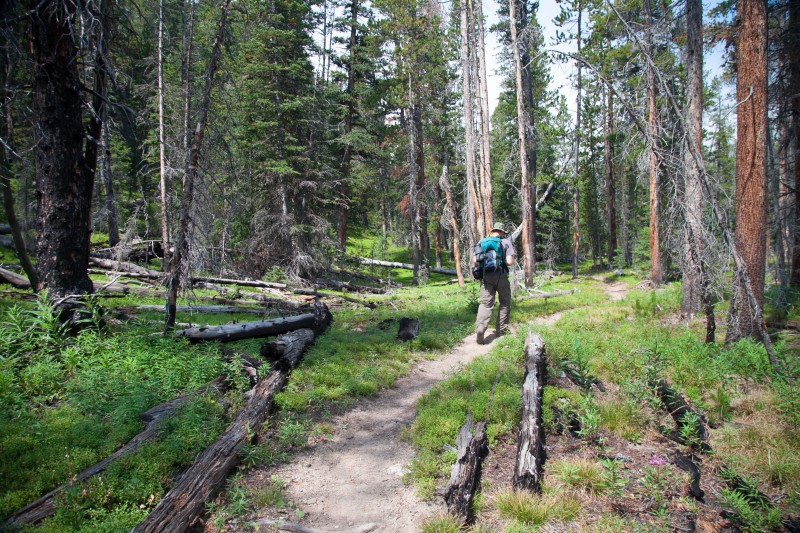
[244,278,626,532]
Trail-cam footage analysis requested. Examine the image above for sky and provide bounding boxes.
[482,0,731,118]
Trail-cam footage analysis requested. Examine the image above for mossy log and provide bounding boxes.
[132,323,329,533]
[513,333,547,492]
[443,415,488,523]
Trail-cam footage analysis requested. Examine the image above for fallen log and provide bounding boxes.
[0,266,31,289]
[190,275,287,290]
[397,317,420,341]
[0,235,13,248]
[133,322,330,533]
[513,333,547,492]
[443,414,488,523]
[2,377,229,529]
[92,241,164,262]
[315,277,388,295]
[655,379,711,453]
[291,288,376,309]
[358,257,457,276]
[131,305,270,315]
[518,289,576,300]
[327,267,402,288]
[674,451,705,502]
[0,223,10,234]
[561,363,606,392]
[89,257,163,278]
[175,303,331,342]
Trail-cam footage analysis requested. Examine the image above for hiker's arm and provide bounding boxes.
[506,254,514,267]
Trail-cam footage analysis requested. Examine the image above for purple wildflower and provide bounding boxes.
[648,454,667,466]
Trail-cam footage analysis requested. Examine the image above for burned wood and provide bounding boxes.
[655,380,711,453]
[0,266,30,289]
[132,305,270,315]
[0,235,12,248]
[291,288,376,308]
[3,377,229,529]
[315,278,388,295]
[92,241,164,263]
[513,333,547,492]
[561,363,606,392]
[358,257,457,276]
[175,301,332,343]
[518,289,576,300]
[443,414,488,523]
[132,325,327,533]
[397,317,420,341]
[189,275,287,290]
[719,466,773,508]
[674,451,704,502]
[89,257,163,278]
[327,267,402,287]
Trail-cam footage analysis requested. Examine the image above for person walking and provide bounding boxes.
[473,223,516,344]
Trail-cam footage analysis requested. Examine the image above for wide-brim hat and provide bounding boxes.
[491,222,507,234]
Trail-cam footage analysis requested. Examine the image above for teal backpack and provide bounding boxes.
[472,236,505,279]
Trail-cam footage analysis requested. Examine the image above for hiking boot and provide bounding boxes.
[476,331,485,345]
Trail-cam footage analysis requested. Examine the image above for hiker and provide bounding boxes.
[472,223,516,344]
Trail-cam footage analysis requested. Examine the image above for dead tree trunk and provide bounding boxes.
[165,0,231,330]
[572,5,582,280]
[133,325,328,533]
[460,0,482,242]
[443,415,487,523]
[358,257,457,276]
[440,153,465,287]
[513,333,546,492]
[645,0,662,286]
[655,379,711,452]
[175,302,331,343]
[3,377,229,529]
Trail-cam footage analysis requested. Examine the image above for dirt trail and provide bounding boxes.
[256,331,501,532]
[248,279,626,532]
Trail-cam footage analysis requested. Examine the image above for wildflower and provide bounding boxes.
[648,454,667,466]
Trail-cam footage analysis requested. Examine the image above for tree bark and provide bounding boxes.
[132,326,328,533]
[474,0,493,234]
[727,0,768,342]
[440,154,465,287]
[336,0,359,252]
[789,0,800,287]
[645,0,662,286]
[0,6,38,289]
[28,1,95,299]
[682,0,704,314]
[175,303,331,343]
[157,0,171,270]
[165,0,232,330]
[605,88,617,265]
[513,333,546,492]
[443,415,487,523]
[572,5,582,280]
[460,0,482,242]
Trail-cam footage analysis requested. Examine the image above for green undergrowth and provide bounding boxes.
[406,276,800,530]
[0,296,248,528]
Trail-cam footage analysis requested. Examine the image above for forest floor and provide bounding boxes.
[226,280,634,533]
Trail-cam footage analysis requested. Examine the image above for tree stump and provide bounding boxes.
[443,414,488,523]
[397,317,420,341]
[513,333,547,492]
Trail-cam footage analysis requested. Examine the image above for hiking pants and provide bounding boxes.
[475,270,511,335]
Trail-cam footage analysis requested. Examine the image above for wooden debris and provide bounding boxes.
[0,266,31,289]
[513,333,547,492]
[655,379,711,453]
[131,305,270,315]
[132,323,329,533]
[3,377,230,529]
[358,257,457,276]
[674,451,705,501]
[397,317,420,341]
[291,288,376,309]
[89,257,163,278]
[315,278,388,294]
[175,302,331,343]
[518,289,576,300]
[190,275,288,290]
[443,414,488,523]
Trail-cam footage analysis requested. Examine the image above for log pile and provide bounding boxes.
[513,333,547,492]
[133,315,331,533]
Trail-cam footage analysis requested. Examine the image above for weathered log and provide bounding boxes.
[0,266,30,289]
[2,377,229,529]
[291,288,376,309]
[175,308,322,343]
[674,451,704,501]
[189,275,287,290]
[397,317,420,341]
[132,305,270,315]
[315,277,388,294]
[513,333,547,492]
[92,241,164,262]
[327,267,402,287]
[0,223,11,234]
[655,379,711,453]
[518,289,576,300]
[133,323,328,533]
[358,257,457,276]
[444,414,488,523]
[0,235,13,248]
[89,257,163,278]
